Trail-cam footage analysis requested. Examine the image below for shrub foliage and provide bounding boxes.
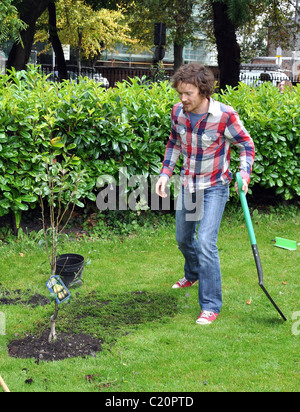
[0,66,299,223]
[217,82,300,201]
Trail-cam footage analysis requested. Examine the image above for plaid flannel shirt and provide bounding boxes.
[160,98,255,192]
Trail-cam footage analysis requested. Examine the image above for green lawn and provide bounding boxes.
[0,205,299,392]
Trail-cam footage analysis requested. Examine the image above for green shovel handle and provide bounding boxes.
[236,172,256,246]
[236,173,287,321]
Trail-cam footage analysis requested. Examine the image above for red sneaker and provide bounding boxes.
[196,311,219,325]
[172,277,198,289]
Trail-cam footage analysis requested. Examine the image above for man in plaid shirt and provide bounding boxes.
[156,63,255,325]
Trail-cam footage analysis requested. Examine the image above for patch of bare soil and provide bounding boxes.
[3,289,178,362]
[1,286,102,362]
[8,331,103,362]
[0,285,50,307]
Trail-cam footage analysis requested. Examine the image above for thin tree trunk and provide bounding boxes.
[49,302,59,343]
[77,30,83,77]
[211,1,241,91]
[173,42,184,72]
[48,0,68,81]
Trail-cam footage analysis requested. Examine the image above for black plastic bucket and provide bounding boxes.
[55,254,85,287]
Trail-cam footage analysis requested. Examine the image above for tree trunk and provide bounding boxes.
[48,0,68,81]
[211,1,241,91]
[7,0,51,71]
[49,301,59,343]
[173,42,184,73]
[77,30,83,77]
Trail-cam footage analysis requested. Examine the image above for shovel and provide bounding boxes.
[236,172,287,321]
[0,374,10,392]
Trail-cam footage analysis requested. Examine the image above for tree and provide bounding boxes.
[0,0,27,45]
[85,0,119,9]
[238,25,268,63]
[7,0,51,71]
[48,0,68,81]
[211,0,241,90]
[125,0,203,71]
[6,0,68,79]
[36,0,137,73]
[36,137,87,343]
[171,0,196,71]
[207,0,300,90]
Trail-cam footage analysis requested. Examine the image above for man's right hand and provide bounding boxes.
[155,176,169,198]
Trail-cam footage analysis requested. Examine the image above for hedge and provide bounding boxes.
[217,82,300,201]
[0,66,299,224]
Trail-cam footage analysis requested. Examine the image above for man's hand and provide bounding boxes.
[156,175,169,198]
[235,178,248,196]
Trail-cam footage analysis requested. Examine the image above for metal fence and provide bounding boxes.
[40,64,299,88]
[40,64,175,87]
[40,64,222,88]
[41,64,107,85]
[239,71,296,87]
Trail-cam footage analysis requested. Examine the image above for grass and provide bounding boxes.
[0,203,299,392]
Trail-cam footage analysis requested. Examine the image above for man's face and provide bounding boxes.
[176,81,205,113]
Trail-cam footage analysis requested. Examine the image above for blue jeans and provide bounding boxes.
[175,183,229,314]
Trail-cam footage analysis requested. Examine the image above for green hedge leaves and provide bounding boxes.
[0,66,299,221]
[217,82,300,200]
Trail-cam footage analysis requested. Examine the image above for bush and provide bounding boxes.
[216,82,300,200]
[0,66,299,227]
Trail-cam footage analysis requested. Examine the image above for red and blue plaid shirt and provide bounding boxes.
[160,98,255,192]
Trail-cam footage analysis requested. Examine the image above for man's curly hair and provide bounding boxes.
[172,63,215,98]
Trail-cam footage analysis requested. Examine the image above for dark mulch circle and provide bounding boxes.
[8,331,103,362]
